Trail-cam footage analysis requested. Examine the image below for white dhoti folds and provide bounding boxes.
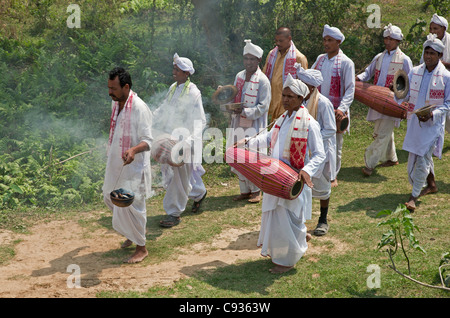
[407,144,435,198]
[364,118,398,169]
[103,190,147,247]
[162,162,206,217]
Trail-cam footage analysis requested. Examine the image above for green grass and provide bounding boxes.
[96,101,448,298]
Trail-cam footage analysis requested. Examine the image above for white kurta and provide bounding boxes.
[248,111,325,267]
[357,49,413,169]
[303,94,336,200]
[153,81,207,216]
[102,93,153,246]
[396,63,450,196]
[228,69,271,193]
[312,51,355,177]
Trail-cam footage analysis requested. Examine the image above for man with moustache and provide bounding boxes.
[244,74,325,273]
[357,24,413,176]
[228,39,271,203]
[153,53,207,228]
[395,34,450,212]
[263,27,308,122]
[312,25,355,187]
[103,67,153,263]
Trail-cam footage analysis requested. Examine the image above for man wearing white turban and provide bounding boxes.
[422,14,450,134]
[244,73,326,273]
[228,40,271,203]
[263,27,308,122]
[312,24,355,187]
[153,53,208,227]
[296,65,336,236]
[357,24,413,176]
[394,35,450,212]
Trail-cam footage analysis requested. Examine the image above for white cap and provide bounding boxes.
[283,73,310,98]
[323,24,345,43]
[383,23,403,40]
[431,13,448,30]
[173,53,195,75]
[243,39,263,59]
[295,63,323,87]
[423,33,445,53]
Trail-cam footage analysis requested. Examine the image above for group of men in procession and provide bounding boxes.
[102,13,450,273]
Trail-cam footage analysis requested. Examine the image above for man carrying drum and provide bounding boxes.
[152,54,208,228]
[103,67,153,263]
[356,24,413,176]
[228,39,271,203]
[394,34,450,212]
[296,65,336,237]
[311,25,355,187]
[243,74,325,273]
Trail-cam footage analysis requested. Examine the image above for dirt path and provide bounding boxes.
[0,212,348,298]
[0,214,263,298]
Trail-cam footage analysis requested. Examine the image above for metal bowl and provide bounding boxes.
[110,188,135,207]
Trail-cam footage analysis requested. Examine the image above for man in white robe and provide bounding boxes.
[296,65,336,236]
[245,74,325,273]
[312,25,355,187]
[357,24,413,176]
[153,54,207,227]
[228,40,271,203]
[421,14,450,134]
[395,35,450,212]
[103,67,153,263]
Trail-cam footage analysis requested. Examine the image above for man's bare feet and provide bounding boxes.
[331,179,338,187]
[269,264,294,274]
[124,246,148,264]
[306,233,312,242]
[362,167,373,176]
[379,160,399,167]
[121,239,133,249]
[419,186,438,197]
[405,196,417,212]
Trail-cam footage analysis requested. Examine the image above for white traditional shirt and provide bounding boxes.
[303,94,336,177]
[248,111,325,221]
[397,62,450,159]
[358,48,413,124]
[103,93,153,198]
[312,51,355,116]
[153,81,206,166]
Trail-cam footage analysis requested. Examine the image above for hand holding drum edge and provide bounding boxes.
[298,170,314,188]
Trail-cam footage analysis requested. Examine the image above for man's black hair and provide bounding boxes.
[109,67,132,89]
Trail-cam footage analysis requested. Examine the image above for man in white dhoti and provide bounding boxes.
[103,67,153,263]
[296,65,336,236]
[245,74,325,273]
[312,25,355,187]
[153,54,207,228]
[357,24,413,176]
[229,39,271,203]
[395,35,450,212]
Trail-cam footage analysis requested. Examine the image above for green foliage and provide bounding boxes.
[377,204,426,275]
[440,252,450,288]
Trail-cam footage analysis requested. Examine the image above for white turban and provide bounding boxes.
[173,53,195,75]
[431,13,448,30]
[383,23,403,41]
[283,73,310,98]
[323,24,345,43]
[295,63,323,87]
[423,33,445,53]
[243,39,263,59]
